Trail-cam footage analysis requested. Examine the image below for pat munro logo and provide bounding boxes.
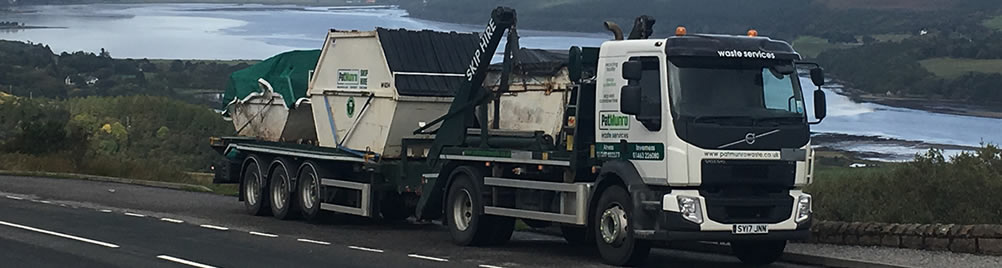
[717,50,776,59]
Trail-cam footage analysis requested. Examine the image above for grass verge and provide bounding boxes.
[0,153,238,196]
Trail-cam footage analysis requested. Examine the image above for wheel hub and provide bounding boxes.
[302,174,318,210]
[272,174,288,209]
[246,172,260,205]
[600,205,628,245]
[452,189,474,231]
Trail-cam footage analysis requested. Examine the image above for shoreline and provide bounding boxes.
[827,79,1002,120]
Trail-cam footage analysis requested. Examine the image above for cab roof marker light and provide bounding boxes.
[675,26,687,36]
[748,29,759,37]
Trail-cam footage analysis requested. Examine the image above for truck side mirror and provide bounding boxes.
[622,60,643,80]
[810,67,825,87]
[620,85,641,115]
[813,89,827,122]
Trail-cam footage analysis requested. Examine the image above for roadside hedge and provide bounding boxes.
[808,144,1002,224]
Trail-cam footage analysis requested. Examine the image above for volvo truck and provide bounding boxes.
[210,7,829,266]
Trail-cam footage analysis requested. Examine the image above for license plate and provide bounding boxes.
[733,224,768,234]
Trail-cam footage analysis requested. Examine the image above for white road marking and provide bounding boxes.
[124,212,146,218]
[99,209,112,213]
[407,254,448,262]
[0,220,119,248]
[39,200,52,204]
[348,246,384,253]
[249,231,278,238]
[156,255,217,268]
[296,238,330,245]
[479,265,504,268]
[5,195,23,200]
[199,225,229,231]
[59,204,67,207]
[160,218,184,224]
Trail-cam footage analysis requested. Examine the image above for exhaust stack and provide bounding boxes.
[604,21,624,40]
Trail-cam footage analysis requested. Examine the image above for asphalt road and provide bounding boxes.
[0,175,817,268]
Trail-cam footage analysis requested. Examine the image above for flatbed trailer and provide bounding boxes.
[211,6,830,266]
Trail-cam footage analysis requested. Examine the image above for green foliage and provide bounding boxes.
[808,145,1002,224]
[0,40,250,106]
[0,95,231,183]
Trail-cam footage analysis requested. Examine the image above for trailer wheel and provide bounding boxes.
[242,155,269,216]
[446,167,493,246]
[594,185,650,266]
[731,240,786,266]
[297,161,323,221]
[560,225,594,246]
[269,158,298,220]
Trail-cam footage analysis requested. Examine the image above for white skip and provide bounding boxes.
[5,195,23,200]
[0,220,119,248]
[199,225,229,231]
[124,212,146,218]
[296,238,330,245]
[407,254,448,262]
[156,255,217,268]
[160,218,184,224]
[249,231,278,238]
[348,246,384,253]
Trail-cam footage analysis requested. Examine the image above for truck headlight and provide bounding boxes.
[677,196,703,224]
[795,194,812,223]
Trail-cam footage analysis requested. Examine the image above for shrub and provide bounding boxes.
[808,144,1002,224]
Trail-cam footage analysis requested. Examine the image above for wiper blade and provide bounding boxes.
[754,116,805,126]
[692,116,755,126]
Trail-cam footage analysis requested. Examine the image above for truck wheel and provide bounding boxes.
[297,161,323,221]
[445,167,492,246]
[242,155,269,216]
[269,158,298,220]
[561,225,594,246]
[594,185,650,266]
[731,240,786,266]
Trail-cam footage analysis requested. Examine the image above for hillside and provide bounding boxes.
[401,0,1002,110]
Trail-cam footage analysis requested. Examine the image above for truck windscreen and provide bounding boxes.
[668,57,805,126]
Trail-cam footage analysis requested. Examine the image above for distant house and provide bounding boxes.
[64,75,100,86]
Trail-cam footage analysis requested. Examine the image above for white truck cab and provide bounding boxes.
[587,28,827,264]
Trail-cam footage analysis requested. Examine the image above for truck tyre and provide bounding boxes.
[594,185,650,266]
[296,161,323,221]
[561,225,594,246]
[731,240,786,266]
[269,158,298,220]
[445,167,492,246]
[242,155,269,216]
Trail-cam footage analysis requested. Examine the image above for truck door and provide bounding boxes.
[595,55,670,185]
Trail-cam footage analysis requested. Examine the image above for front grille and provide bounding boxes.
[700,160,795,224]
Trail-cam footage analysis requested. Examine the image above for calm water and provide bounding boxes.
[3,4,1001,160]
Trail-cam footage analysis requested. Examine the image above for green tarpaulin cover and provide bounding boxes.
[222,49,321,111]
